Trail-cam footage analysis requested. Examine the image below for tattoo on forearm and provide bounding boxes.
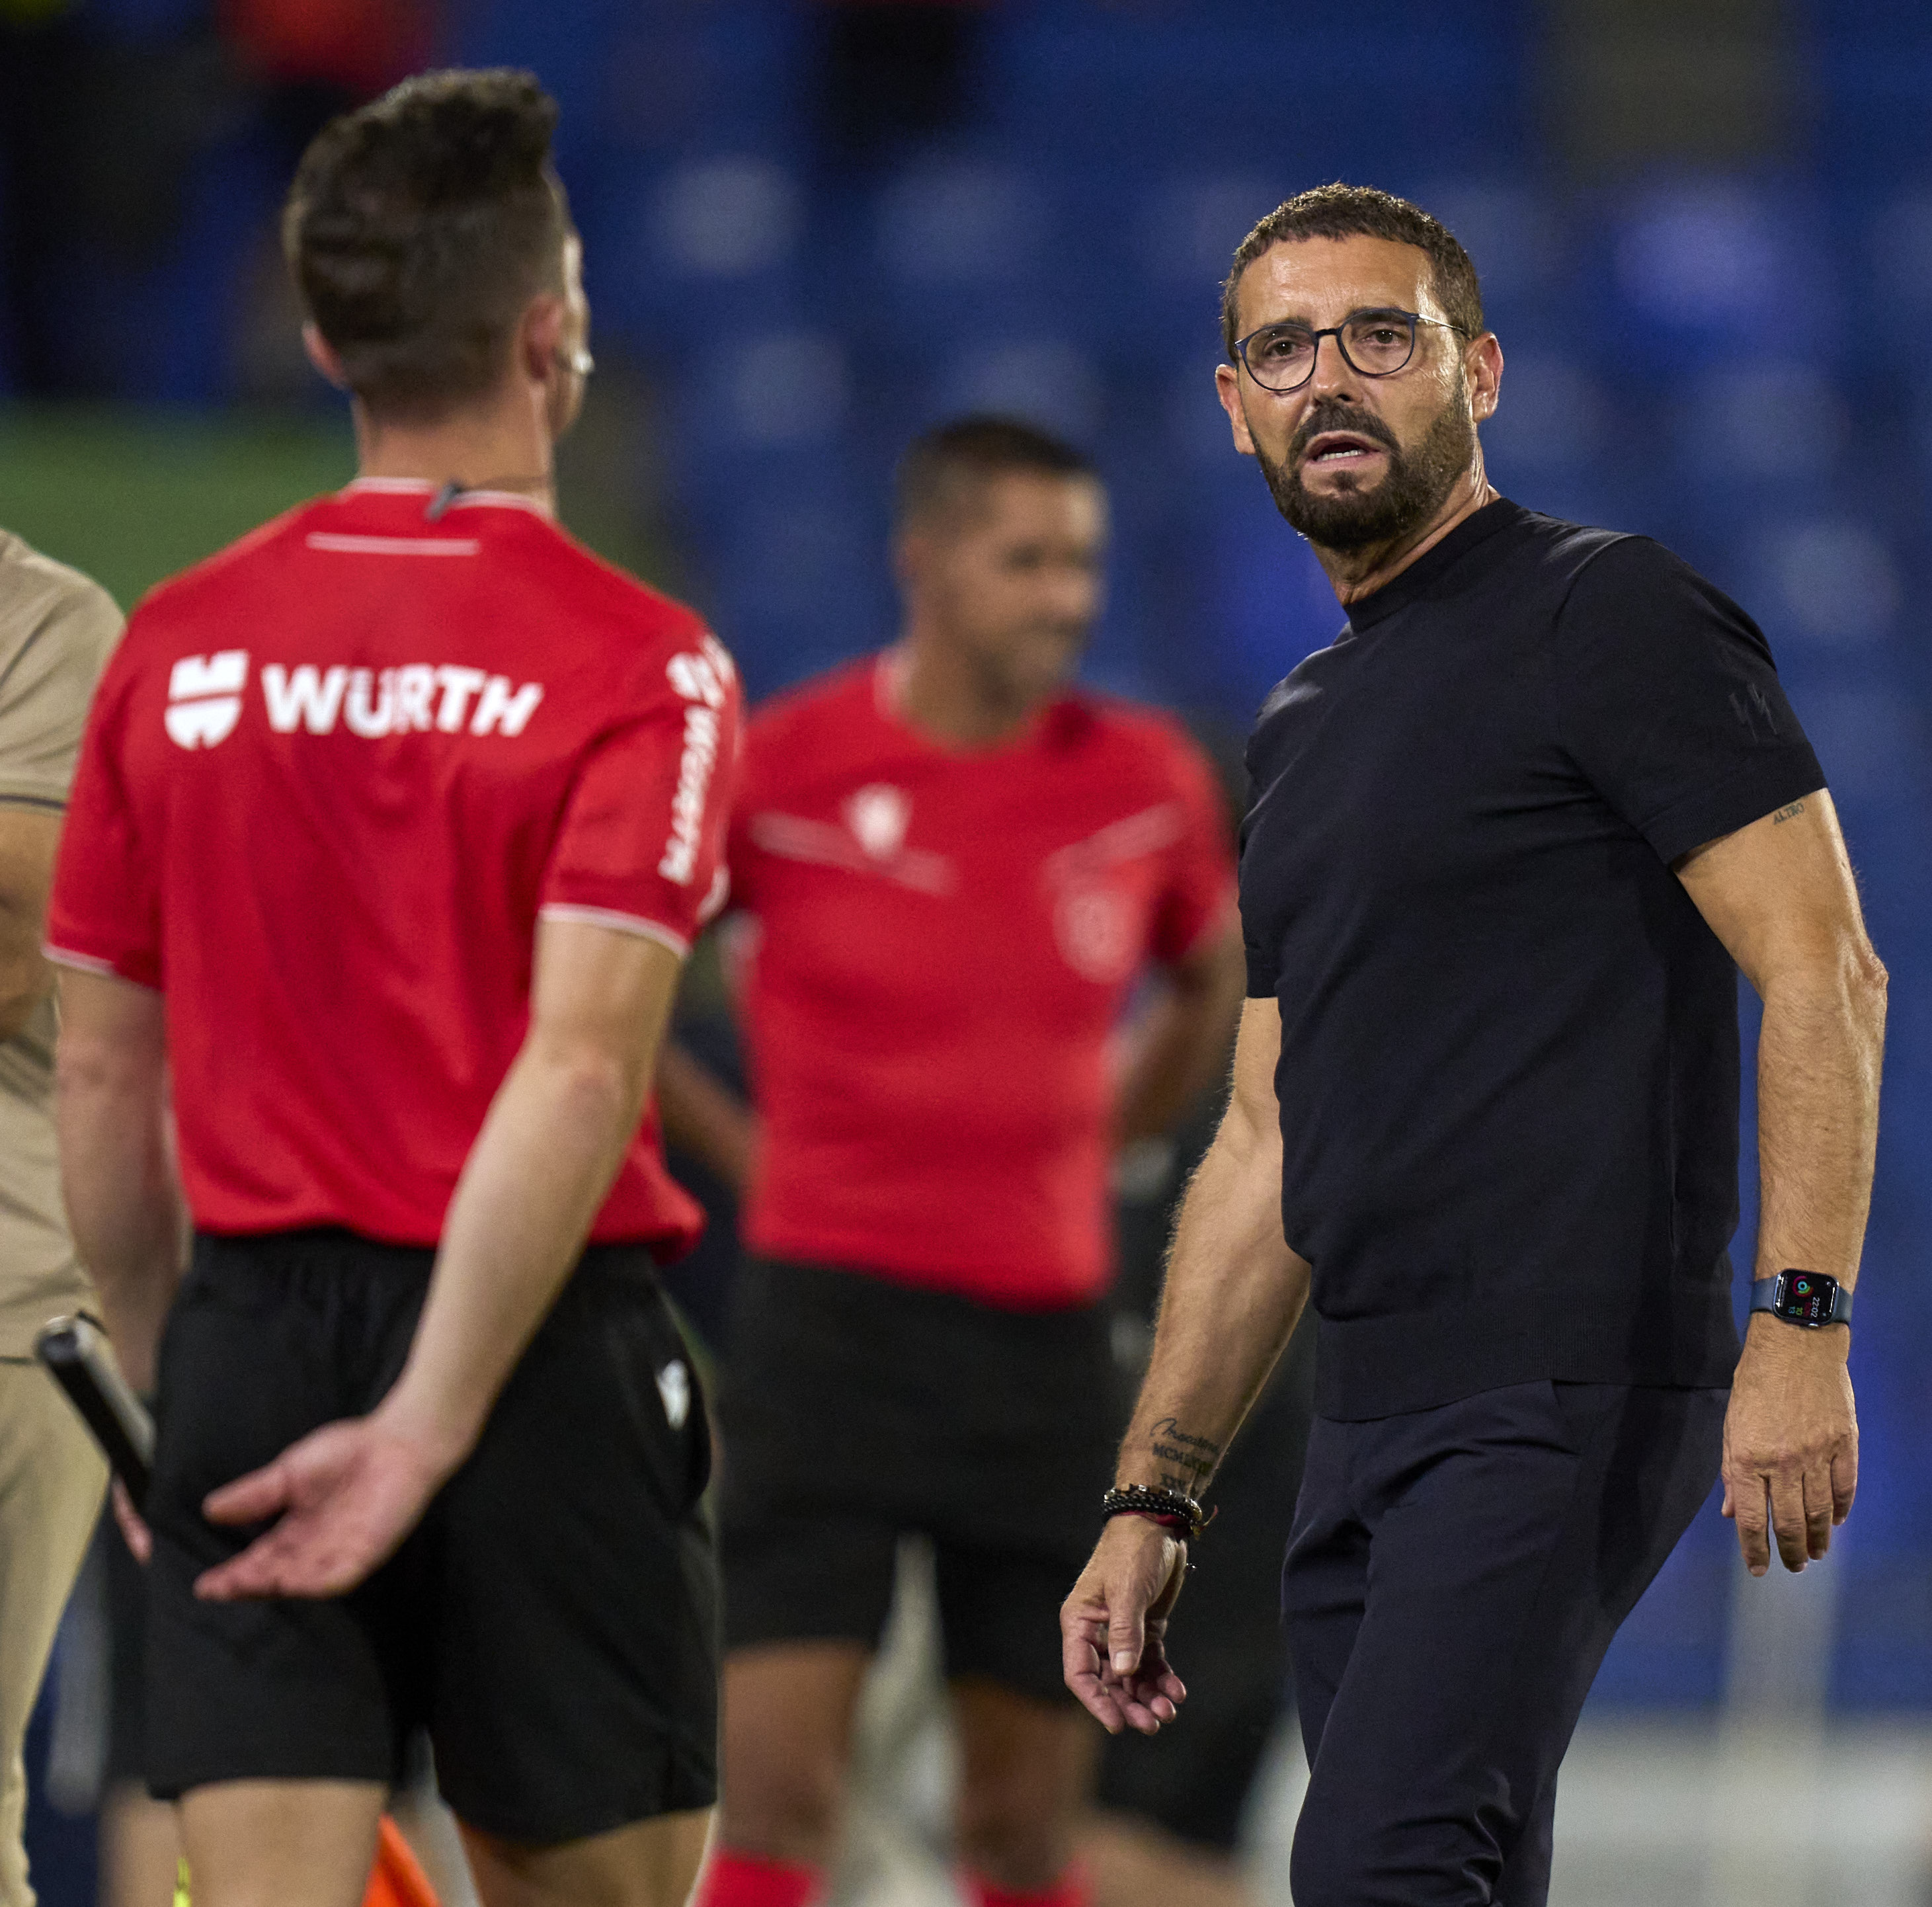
[1150,1416,1221,1490]
[1773,801,1806,825]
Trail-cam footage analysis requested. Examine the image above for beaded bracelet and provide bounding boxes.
[1101,1482,1210,1543]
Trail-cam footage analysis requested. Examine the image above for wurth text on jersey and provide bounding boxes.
[660,634,737,886]
[163,651,546,745]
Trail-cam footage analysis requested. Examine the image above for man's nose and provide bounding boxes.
[1045,568,1098,621]
[1305,332,1366,401]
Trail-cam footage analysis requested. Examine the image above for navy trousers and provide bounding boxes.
[1283,1379,1728,1906]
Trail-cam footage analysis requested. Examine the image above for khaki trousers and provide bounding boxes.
[0,1360,106,1907]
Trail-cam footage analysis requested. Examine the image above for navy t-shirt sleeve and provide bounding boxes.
[1554,538,1826,865]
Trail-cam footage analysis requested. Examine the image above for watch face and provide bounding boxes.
[1778,1274,1837,1325]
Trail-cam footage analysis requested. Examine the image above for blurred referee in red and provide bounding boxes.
[664,417,1245,1907]
[45,72,739,1907]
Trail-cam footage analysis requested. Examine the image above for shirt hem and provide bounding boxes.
[42,943,157,988]
[1638,751,1827,866]
[1311,1289,1742,1420]
[190,1213,697,1254]
[537,905,691,957]
[744,1223,1105,1311]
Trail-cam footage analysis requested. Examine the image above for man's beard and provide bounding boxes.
[1256,393,1475,551]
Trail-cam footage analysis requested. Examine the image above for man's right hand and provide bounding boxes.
[192,1406,456,1602]
[1060,1514,1189,1734]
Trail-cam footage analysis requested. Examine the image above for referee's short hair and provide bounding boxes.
[895,417,1099,532]
[284,69,569,424]
[1221,183,1484,360]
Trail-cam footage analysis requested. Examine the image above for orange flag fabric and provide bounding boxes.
[363,1816,441,1907]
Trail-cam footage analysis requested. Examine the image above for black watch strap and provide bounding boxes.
[1751,1269,1853,1329]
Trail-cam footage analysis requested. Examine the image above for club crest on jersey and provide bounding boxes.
[1041,804,1181,984]
[844,784,910,860]
[1053,881,1137,985]
[165,651,249,749]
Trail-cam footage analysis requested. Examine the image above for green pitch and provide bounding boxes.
[0,403,672,610]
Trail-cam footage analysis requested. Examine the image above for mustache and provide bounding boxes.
[1289,402,1401,463]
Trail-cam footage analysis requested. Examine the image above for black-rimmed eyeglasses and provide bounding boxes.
[1232,307,1470,394]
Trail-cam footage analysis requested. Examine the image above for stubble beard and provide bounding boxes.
[972,622,1086,715]
[1256,392,1477,553]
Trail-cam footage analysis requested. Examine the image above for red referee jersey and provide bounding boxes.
[47,479,741,1256]
[731,654,1236,1309]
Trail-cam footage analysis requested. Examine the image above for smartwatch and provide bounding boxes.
[1750,1269,1853,1330]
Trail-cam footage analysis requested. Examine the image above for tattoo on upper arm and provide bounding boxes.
[1150,1416,1221,1492]
[1773,801,1806,825]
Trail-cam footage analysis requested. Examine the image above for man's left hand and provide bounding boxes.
[193,1412,453,1601]
[1721,1310,1857,1577]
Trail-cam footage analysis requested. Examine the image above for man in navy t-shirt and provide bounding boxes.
[1061,184,1888,1906]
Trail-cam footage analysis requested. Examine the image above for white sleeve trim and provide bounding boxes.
[537,905,690,958]
[42,944,161,990]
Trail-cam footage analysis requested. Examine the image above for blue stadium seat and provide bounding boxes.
[863,155,1066,353]
[1735,518,1903,655]
[1582,180,1843,376]
[594,152,809,354]
[981,6,1523,176]
[1675,360,1851,486]
[1482,349,1610,479]
[1813,32,1932,184]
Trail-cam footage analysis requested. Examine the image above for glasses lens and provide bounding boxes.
[1341,312,1416,375]
[1244,325,1317,390]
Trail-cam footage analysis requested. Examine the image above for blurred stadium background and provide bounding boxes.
[3,1,1928,1902]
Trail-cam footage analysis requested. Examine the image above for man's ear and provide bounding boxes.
[1215,363,1258,457]
[302,323,347,389]
[1468,333,1504,425]
[518,294,566,385]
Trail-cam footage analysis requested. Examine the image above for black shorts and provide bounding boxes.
[717,1256,1127,1705]
[145,1229,719,1846]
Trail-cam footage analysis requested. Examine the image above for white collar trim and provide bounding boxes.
[341,477,549,518]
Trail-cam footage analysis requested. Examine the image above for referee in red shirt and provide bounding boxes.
[666,419,1245,1907]
[46,73,739,1907]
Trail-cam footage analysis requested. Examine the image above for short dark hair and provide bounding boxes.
[1220,183,1484,360]
[283,69,569,423]
[895,416,1099,530]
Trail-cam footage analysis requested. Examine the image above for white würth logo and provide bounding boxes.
[260,665,542,737]
[665,643,731,711]
[163,653,544,747]
[165,651,249,749]
[660,635,737,885]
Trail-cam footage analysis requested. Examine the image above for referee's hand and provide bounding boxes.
[1061,1516,1189,1735]
[192,1414,450,1602]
